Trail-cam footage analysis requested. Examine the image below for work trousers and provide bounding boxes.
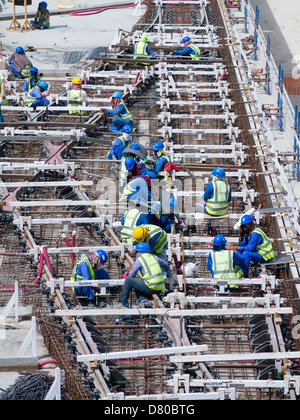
[109,117,133,133]
[120,276,160,307]
[235,250,273,276]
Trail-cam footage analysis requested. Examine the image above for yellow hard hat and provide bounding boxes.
[133,226,148,242]
[72,77,81,85]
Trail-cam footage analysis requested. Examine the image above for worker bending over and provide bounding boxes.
[100,91,133,133]
[9,47,33,79]
[134,34,156,65]
[119,243,172,308]
[23,67,40,94]
[31,2,50,29]
[227,214,274,276]
[26,80,50,110]
[67,78,87,115]
[207,235,245,287]
[147,141,170,179]
[108,125,133,160]
[203,167,231,216]
[133,224,168,262]
[121,157,154,203]
[174,36,201,61]
[0,74,6,123]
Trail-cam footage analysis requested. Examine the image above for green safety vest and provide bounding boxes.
[0,76,6,103]
[145,224,168,254]
[70,257,95,291]
[21,64,32,79]
[134,41,150,65]
[116,100,133,121]
[189,43,201,61]
[252,228,275,261]
[119,156,127,188]
[67,89,87,114]
[211,250,243,280]
[26,87,39,107]
[121,179,137,200]
[25,76,40,92]
[120,208,141,242]
[206,180,230,216]
[137,253,165,291]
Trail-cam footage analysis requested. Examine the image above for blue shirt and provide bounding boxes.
[174,45,197,56]
[76,258,110,280]
[129,252,172,278]
[239,231,264,253]
[106,103,129,118]
[108,135,132,160]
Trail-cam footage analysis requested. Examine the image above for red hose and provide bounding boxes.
[70,1,145,17]
[63,235,76,267]
[43,246,54,277]
[33,250,44,285]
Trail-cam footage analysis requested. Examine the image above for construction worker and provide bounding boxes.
[227,214,275,276]
[100,91,133,133]
[8,47,33,79]
[71,250,109,303]
[207,235,245,284]
[30,1,50,29]
[0,73,6,123]
[121,157,154,203]
[118,144,145,189]
[133,34,156,65]
[67,78,87,115]
[147,141,170,179]
[133,224,168,262]
[108,125,133,160]
[203,167,231,216]
[26,80,50,110]
[23,67,40,94]
[174,36,201,61]
[120,200,148,243]
[119,242,173,308]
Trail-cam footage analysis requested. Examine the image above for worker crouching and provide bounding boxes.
[26,80,50,110]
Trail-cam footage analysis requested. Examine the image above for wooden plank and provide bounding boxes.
[0,357,39,372]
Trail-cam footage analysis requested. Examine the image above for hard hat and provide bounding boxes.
[211,167,226,178]
[130,144,141,150]
[170,197,178,208]
[72,77,81,85]
[30,67,38,73]
[240,214,254,225]
[16,46,24,53]
[213,234,227,247]
[133,226,148,242]
[134,242,151,253]
[152,141,164,151]
[39,1,47,7]
[112,91,122,98]
[96,250,108,265]
[122,125,133,133]
[125,157,135,171]
[182,36,191,44]
[38,80,48,91]
[141,34,148,42]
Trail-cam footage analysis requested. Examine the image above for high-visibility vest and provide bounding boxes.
[134,41,150,65]
[107,135,133,159]
[206,180,230,216]
[70,257,95,290]
[25,76,40,92]
[189,43,201,60]
[146,225,168,254]
[211,250,243,280]
[26,87,39,107]
[115,100,133,121]
[21,64,32,79]
[121,179,137,200]
[252,228,274,261]
[120,208,141,242]
[119,156,127,188]
[67,89,87,114]
[137,253,165,291]
[0,76,6,103]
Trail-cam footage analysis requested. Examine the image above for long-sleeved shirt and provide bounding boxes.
[207,248,246,277]
[108,135,132,160]
[239,231,264,253]
[76,258,110,280]
[105,103,130,118]
[129,253,172,278]
[174,45,197,56]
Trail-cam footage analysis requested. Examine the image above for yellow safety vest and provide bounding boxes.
[211,250,243,280]
[134,41,151,65]
[70,257,95,291]
[121,179,137,201]
[188,43,201,61]
[206,180,230,216]
[145,224,168,254]
[67,89,87,115]
[107,135,133,159]
[116,100,133,121]
[137,253,165,291]
[120,208,141,242]
[0,76,6,103]
[26,87,39,107]
[119,156,127,188]
[252,228,274,261]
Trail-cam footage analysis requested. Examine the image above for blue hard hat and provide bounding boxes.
[30,67,38,73]
[125,157,135,171]
[241,214,254,225]
[39,1,47,7]
[38,80,48,91]
[130,143,141,150]
[211,167,226,178]
[122,125,133,133]
[112,91,122,98]
[16,46,24,53]
[213,234,227,247]
[97,250,108,265]
[152,141,164,151]
[182,36,191,44]
[170,197,178,208]
[134,243,152,253]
